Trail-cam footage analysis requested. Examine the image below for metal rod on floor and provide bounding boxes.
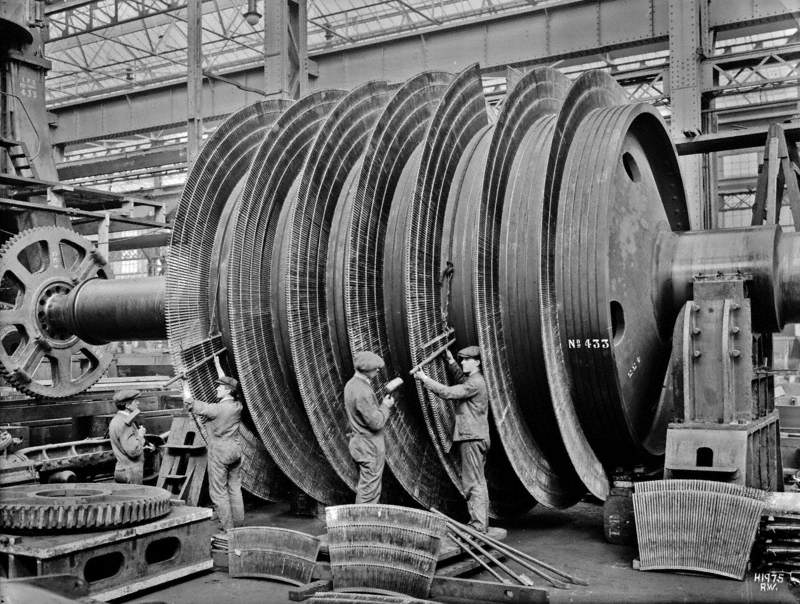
[455,513,587,586]
[447,524,536,586]
[431,508,582,588]
[448,530,510,584]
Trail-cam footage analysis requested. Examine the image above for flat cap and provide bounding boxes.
[216,375,239,391]
[457,345,481,359]
[354,351,385,372]
[113,389,141,404]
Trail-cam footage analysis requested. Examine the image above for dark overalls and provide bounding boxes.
[344,373,391,504]
[425,361,490,531]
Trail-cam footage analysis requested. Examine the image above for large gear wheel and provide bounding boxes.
[0,227,114,398]
[0,483,172,531]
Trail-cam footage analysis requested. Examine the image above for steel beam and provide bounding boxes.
[676,121,800,156]
[57,144,187,180]
[47,0,799,145]
[0,197,166,229]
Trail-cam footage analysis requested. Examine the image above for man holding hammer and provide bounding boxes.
[414,345,489,532]
[345,351,396,504]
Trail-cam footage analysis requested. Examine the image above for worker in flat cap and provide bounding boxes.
[109,389,146,484]
[414,345,490,532]
[345,351,396,504]
[183,375,244,532]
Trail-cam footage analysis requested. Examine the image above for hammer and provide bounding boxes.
[385,377,404,400]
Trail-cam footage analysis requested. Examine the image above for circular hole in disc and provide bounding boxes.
[622,151,640,182]
[610,300,625,345]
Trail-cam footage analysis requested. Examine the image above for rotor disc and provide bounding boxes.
[402,64,487,488]
[344,71,464,510]
[557,103,689,468]
[285,81,397,491]
[480,67,584,508]
[539,70,629,500]
[228,90,352,504]
[165,101,291,496]
[167,100,289,394]
[441,119,537,517]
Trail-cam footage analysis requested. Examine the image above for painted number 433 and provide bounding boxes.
[567,338,610,349]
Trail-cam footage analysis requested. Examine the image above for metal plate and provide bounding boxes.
[633,485,764,580]
[165,101,291,498]
[228,526,320,585]
[326,504,445,598]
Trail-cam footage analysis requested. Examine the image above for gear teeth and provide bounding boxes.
[0,483,171,531]
[0,227,114,399]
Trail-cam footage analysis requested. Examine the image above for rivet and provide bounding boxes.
[730,350,741,358]
[693,350,702,358]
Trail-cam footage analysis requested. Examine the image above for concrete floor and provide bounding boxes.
[126,498,799,604]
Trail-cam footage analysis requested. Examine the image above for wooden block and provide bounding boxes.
[212,549,228,569]
[436,552,507,578]
[288,579,332,601]
[428,576,548,603]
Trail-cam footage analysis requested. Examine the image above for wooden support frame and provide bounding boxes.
[751,123,800,228]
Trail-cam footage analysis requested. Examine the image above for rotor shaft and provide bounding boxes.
[46,276,166,345]
[657,226,800,333]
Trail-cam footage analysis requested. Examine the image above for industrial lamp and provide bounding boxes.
[243,0,261,26]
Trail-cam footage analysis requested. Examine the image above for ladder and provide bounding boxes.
[156,414,208,505]
[0,138,37,179]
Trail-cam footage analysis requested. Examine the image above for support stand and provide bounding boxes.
[664,276,782,490]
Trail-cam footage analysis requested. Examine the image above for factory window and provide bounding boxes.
[720,153,758,178]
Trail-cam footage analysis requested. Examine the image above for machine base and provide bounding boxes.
[664,411,782,491]
[0,504,214,601]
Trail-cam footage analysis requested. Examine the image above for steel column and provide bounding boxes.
[186,0,203,162]
[668,0,712,230]
[263,0,307,99]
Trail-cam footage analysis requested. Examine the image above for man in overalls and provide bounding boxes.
[184,376,244,532]
[345,351,395,503]
[109,389,146,484]
[414,345,490,531]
